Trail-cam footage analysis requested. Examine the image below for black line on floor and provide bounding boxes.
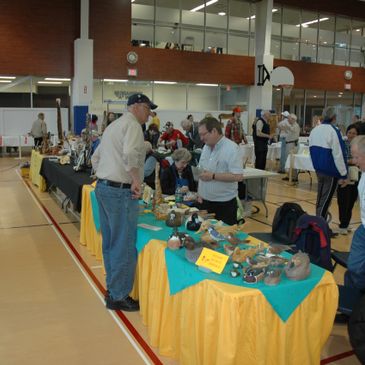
[0,222,52,230]
[246,215,272,227]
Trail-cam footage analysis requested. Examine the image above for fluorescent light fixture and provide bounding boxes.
[296,17,329,28]
[218,12,226,16]
[0,80,12,83]
[356,29,361,32]
[196,83,219,87]
[103,79,128,82]
[38,81,62,84]
[191,0,218,12]
[247,8,278,20]
[45,77,71,81]
[131,0,135,2]
[154,81,177,84]
[313,95,317,98]
[0,76,16,79]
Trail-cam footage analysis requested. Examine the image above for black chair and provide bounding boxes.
[331,250,349,270]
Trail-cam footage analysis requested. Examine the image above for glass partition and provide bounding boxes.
[335,16,352,65]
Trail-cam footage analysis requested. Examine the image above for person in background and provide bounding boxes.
[160,148,196,195]
[252,110,273,170]
[181,118,204,150]
[90,130,100,155]
[197,117,244,225]
[30,112,47,147]
[277,111,290,173]
[144,123,160,149]
[225,106,248,145]
[309,106,347,220]
[106,112,116,127]
[150,111,160,131]
[282,113,301,182]
[336,124,360,234]
[94,93,157,312]
[143,141,158,190]
[345,135,365,291]
[89,114,98,131]
[159,121,188,150]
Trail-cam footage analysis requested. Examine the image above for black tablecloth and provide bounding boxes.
[40,159,94,212]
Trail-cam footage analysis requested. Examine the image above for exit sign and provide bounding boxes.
[128,68,138,77]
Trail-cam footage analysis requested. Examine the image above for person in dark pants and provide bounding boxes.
[337,124,360,234]
[252,110,272,170]
[197,117,244,225]
[309,106,347,220]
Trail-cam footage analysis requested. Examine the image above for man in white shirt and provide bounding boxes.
[197,117,244,225]
[30,112,47,147]
[94,93,157,312]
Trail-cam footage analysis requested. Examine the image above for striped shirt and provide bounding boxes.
[198,136,244,201]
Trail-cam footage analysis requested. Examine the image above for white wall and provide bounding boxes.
[0,108,69,136]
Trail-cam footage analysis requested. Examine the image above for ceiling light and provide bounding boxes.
[356,29,361,32]
[196,83,219,87]
[103,79,128,83]
[0,80,12,83]
[131,0,135,2]
[191,0,218,12]
[45,77,71,81]
[313,95,317,98]
[296,17,329,28]
[0,76,16,79]
[38,81,62,84]
[246,8,278,20]
[218,12,226,16]
[154,81,177,84]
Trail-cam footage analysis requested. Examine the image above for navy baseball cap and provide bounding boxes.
[127,93,157,110]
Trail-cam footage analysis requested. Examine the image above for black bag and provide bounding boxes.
[271,202,305,243]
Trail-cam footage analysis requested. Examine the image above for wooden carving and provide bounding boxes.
[56,98,63,144]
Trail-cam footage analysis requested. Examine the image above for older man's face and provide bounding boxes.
[351,144,365,172]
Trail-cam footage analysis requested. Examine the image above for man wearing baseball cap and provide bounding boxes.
[94,93,157,312]
[225,106,248,145]
[158,121,189,150]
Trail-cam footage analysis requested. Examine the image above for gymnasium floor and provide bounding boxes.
[0,155,360,365]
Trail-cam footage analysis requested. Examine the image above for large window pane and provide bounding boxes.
[131,24,153,47]
[318,46,333,64]
[335,16,351,66]
[281,7,300,61]
[0,76,32,107]
[300,10,319,62]
[156,0,180,24]
[188,85,218,110]
[206,0,228,30]
[181,28,203,52]
[155,25,180,49]
[181,1,204,27]
[282,41,299,60]
[206,30,226,53]
[228,33,249,55]
[154,83,186,110]
[304,89,325,132]
[350,20,365,66]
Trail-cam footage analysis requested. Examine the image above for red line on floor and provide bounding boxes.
[25,180,163,365]
[320,350,355,364]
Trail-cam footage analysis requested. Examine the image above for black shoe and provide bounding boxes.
[282,176,289,181]
[329,229,338,238]
[335,313,350,324]
[106,295,140,312]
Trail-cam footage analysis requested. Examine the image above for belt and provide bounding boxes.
[98,179,131,189]
[286,139,298,144]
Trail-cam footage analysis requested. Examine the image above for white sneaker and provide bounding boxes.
[338,228,348,235]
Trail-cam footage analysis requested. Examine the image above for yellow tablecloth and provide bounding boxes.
[135,240,337,365]
[80,184,102,260]
[80,184,338,365]
[29,150,47,192]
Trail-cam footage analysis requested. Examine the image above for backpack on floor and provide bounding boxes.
[291,214,333,271]
[271,202,306,243]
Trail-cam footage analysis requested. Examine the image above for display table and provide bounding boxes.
[29,150,47,192]
[80,185,338,365]
[285,151,315,183]
[243,167,278,217]
[135,240,337,365]
[40,159,94,212]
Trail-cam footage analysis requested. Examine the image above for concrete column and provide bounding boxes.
[71,0,93,134]
[248,0,274,123]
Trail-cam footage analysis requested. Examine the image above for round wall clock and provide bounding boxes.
[127,51,138,64]
[344,70,353,80]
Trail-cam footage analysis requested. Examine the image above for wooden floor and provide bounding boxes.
[0,156,360,365]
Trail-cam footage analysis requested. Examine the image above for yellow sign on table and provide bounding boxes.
[195,248,229,274]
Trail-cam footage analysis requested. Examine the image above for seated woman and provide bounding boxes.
[160,148,197,195]
[144,123,160,149]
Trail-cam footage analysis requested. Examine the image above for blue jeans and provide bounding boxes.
[345,224,365,291]
[95,181,139,301]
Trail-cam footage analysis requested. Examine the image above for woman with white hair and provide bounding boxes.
[160,148,197,195]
